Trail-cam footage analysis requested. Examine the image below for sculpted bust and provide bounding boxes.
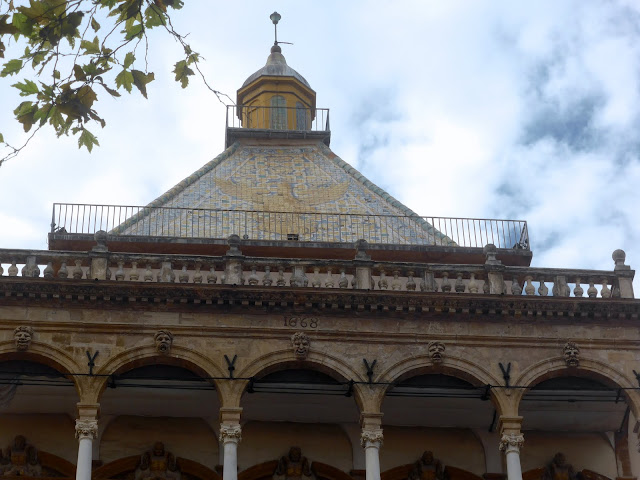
[0,435,42,477]
[275,447,312,480]
[542,453,579,480]
[14,326,34,351]
[135,442,181,480]
[408,451,445,480]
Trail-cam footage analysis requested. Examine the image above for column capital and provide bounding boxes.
[219,423,242,445]
[499,433,524,454]
[360,428,383,449]
[75,419,98,440]
[498,415,523,434]
[219,407,243,424]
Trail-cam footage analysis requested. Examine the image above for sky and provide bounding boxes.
[0,0,639,293]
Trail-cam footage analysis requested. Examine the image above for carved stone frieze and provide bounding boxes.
[13,326,33,351]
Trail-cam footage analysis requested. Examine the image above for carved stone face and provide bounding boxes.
[563,342,580,367]
[154,331,173,354]
[289,447,302,462]
[291,332,310,360]
[427,341,445,364]
[14,327,33,351]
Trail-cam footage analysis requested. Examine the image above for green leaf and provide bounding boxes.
[115,69,134,93]
[173,59,193,88]
[124,22,143,40]
[14,100,36,132]
[131,69,154,98]
[53,69,60,79]
[144,4,165,28]
[98,82,121,97]
[123,51,135,69]
[31,51,45,67]
[12,79,39,96]
[1,58,23,77]
[0,14,20,35]
[77,85,97,109]
[0,132,4,143]
[78,128,99,152]
[11,12,32,35]
[90,17,101,32]
[73,64,86,81]
[80,36,100,54]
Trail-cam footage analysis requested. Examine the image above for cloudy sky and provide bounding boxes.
[1,1,639,293]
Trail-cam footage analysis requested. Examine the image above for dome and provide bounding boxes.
[241,45,312,89]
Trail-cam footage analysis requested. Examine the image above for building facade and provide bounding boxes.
[1,30,639,480]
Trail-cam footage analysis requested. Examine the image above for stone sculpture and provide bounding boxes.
[563,342,580,367]
[13,326,33,351]
[275,447,312,480]
[408,451,445,480]
[154,330,174,355]
[427,342,445,364]
[291,332,310,360]
[0,435,42,476]
[135,442,181,480]
[542,453,579,480]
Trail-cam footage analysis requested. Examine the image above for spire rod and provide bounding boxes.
[270,11,281,46]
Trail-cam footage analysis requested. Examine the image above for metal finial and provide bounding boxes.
[270,11,281,45]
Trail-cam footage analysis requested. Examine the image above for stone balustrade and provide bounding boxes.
[0,241,634,299]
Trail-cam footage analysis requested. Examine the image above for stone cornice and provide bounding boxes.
[0,278,638,322]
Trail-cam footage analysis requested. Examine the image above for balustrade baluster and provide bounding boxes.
[524,276,535,295]
[193,264,203,284]
[207,266,218,284]
[573,277,584,297]
[587,281,597,298]
[538,280,549,296]
[276,266,286,287]
[116,262,125,281]
[262,266,273,286]
[338,268,349,289]
[8,261,18,277]
[179,265,189,283]
[455,273,465,293]
[378,270,388,290]
[468,273,479,294]
[248,266,259,286]
[130,262,140,281]
[58,262,68,279]
[601,279,611,298]
[441,272,451,293]
[44,262,54,279]
[311,267,321,288]
[510,277,522,295]
[324,267,335,288]
[407,271,417,291]
[144,265,154,282]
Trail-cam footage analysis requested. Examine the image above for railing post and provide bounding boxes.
[224,234,245,285]
[484,244,505,294]
[613,249,635,299]
[88,231,109,280]
[552,276,570,297]
[353,239,373,290]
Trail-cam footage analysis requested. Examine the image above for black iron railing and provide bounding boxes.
[51,203,529,250]
[226,105,330,132]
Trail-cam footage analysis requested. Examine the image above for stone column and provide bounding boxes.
[220,424,242,480]
[499,433,524,480]
[361,412,383,480]
[75,419,98,480]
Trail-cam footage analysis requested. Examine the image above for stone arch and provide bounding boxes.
[90,345,227,404]
[376,353,511,416]
[231,349,366,411]
[0,340,84,400]
[513,356,640,420]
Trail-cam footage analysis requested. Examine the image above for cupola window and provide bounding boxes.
[296,102,308,130]
[270,95,287,129]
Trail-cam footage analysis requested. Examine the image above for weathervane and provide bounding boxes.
[270,11,293,46]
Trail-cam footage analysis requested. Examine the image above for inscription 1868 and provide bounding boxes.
[283,316,318,328]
